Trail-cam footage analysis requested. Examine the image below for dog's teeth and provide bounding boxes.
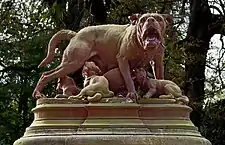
[150,37,156,40]
[146,36,156,41]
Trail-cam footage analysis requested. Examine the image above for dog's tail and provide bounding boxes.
[38,30,76,68]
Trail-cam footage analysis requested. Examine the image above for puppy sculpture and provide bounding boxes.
[134,68,189,105]
[55,76,80,98]
[68,62,114,102]
[33,13,172,101]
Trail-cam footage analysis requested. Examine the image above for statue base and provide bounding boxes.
[14,98,211,145]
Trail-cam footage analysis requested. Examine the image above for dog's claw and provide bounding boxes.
[32,90,45,99]
[126,91,139,102]
[32,90,37,99]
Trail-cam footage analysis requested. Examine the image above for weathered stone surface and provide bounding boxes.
[13,98,212,145]
[14,135,211,145]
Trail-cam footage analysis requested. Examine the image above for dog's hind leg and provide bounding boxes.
[33,61,85,98]
[33,44,92,98]
[32,65,64,97]
[164,84,182,98]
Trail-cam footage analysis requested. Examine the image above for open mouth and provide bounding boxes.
[142,27,161,49]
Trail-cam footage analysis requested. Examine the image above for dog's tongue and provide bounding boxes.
[144,36,158,49]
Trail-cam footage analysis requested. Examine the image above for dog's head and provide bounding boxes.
[129,13,172,50]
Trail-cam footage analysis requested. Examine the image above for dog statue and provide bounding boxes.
[68,62,114,102]
[55,76,80,98]
[134,68,189,105]
[33,13,172,101]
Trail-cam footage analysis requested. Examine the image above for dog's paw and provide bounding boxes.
[124,97,135,103]
[68,96,79,100]
[126,91,139,102]
[32,90,45,99]
[55,94,69,98]
[175,96,189,105]
[143,93,154,99]
[159,95,174,99]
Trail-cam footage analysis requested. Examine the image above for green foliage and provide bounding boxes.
[0,1,185,144]
[106,0,177,24]
[0,0,224,145]
[200,99,225,145]
[0,0,58,144]
[164,40,185,88]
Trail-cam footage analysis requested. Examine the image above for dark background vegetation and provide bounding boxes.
[0,0,225,144]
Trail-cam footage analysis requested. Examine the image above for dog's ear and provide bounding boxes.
[161,14,176,41]
[128,13,141,25]
[82,64,88,77]
[161,14,173,25]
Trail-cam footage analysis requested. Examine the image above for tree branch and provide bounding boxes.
[0,65,38,73]
[0,61,7,68]
[180,0,187,15]
[209,14,225,35]
[218,0,225,14]
[208,5,223,16]
[217,35,225,87]
[159,0,167,14]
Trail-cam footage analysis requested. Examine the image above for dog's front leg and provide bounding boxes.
[143,88,156,98]
[153,46,164,79]
[117,56,138,102]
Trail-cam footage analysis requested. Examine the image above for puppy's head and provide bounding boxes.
[134,68,147,85]
[56,76,66,92]
[129,13,172,50]
[82,61,102,78]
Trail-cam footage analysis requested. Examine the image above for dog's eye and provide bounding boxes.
[154,16,163,22]
[140,17,146,23]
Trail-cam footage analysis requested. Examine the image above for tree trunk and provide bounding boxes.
[87,0,108,25]
[184,0,212,128]
[66,0,85,30]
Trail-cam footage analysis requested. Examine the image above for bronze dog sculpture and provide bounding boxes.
[33,13,171,101]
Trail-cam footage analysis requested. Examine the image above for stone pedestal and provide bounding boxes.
[13,98,211,145]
